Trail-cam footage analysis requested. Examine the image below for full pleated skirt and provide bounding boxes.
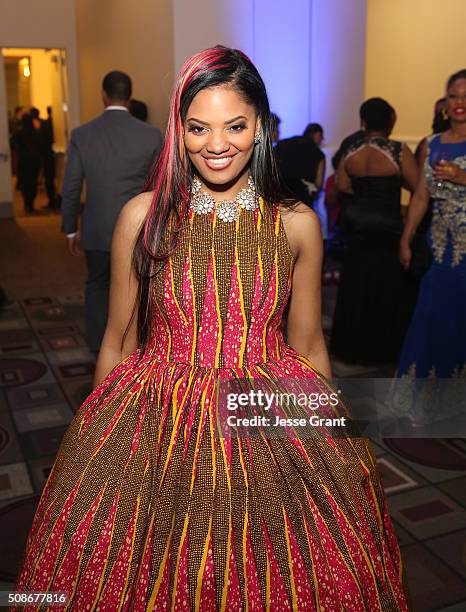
[14,349,409,611]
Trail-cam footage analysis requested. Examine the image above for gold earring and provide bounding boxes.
[254,129,261,144]
[442,108,448,120]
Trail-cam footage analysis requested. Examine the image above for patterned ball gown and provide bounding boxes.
[15,200,409,611]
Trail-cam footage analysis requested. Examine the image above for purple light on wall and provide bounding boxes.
[252,0,312,139]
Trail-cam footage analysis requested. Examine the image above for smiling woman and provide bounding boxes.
[184,87,257,188]
[14,46,410,611]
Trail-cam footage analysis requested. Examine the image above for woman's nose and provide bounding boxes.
[206,130,229,154]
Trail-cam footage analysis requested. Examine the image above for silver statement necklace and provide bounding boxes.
[190,175,259,222]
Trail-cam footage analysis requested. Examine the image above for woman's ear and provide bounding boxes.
[254,120,262,144]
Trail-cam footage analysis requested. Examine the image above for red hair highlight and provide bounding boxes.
[142,47,240,260]
[131,45,283,353]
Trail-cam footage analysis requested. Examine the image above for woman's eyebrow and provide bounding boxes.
[224,115,248,124]
[186,117,209,125]
[186,115,248,126]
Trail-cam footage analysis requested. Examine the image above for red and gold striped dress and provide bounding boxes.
[15,202,409,611]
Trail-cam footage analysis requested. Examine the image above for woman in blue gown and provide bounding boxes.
[396,69,466,424]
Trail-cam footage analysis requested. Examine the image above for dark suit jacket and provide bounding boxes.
[61,109,162,251]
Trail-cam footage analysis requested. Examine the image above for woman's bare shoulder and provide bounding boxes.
[122,191,153,220]
[113,192,153,244]
[117,192,153,231]
[279,202,322,258]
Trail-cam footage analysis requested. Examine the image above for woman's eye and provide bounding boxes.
[188,125,207,134]
[228,124,247,132]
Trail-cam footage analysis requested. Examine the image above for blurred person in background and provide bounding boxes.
[30,107,41,130]
[324,150,343,236]
[408,97,452,280]
[12,113,41,214]
[129,98,149,122]
[275,122,325,206]
[11,105,24,131]
[399,69,466,385]
[330,97,419,365]
[322,149,345,284]
[61,70,163,355]
[270,112,281,144]
[415,97,451,165]
[9,106,24,188]
[40,105,58,210]
[304,122,324,147]
[432,97,451,135]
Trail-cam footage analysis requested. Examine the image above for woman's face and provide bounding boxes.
[183,85,258,187]
[446,78,466,123]
[312,131,323,147]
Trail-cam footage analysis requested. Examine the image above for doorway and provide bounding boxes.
[0,47,70,217]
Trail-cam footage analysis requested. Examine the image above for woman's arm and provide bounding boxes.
[399,142,430,269]
[314,158,325,191]
[336,156,352,194]
[400,143,419,192]
[93,193,152,388]
[281,204,331,378]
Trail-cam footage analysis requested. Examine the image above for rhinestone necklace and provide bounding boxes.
[190,175,259,222]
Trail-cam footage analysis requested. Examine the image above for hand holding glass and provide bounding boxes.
[431,151,452,194]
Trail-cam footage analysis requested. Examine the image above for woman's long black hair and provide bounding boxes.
[129,46,289,355]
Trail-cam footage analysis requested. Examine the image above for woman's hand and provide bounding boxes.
[433,160,466,185]
[399,238,412,270]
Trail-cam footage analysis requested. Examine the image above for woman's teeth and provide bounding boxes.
[204,156,233,169]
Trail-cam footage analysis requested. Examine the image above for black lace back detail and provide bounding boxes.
[346,136,403,171]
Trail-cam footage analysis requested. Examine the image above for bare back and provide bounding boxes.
[345,138,401,177]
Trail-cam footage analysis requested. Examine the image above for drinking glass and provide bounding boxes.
[431,150,452,194]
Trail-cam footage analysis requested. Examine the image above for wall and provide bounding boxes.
[174,0,312,139]
[253,0,312,139]
[75,0,174,130]
[4,59,31,112]
[0,0,81,130]
[366,0,466,146]
[173,0,367,143]
[173,0,254,73]
[310,0,368,148]
[3,48,53,117]
[0,0,80,216]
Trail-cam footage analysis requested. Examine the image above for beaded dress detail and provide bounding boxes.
[15,202,408,611]
[396,135,466,421]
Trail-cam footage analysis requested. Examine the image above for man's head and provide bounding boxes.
[129,99,148,122]
[102,71,132,107]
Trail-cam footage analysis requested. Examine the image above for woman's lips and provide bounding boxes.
[203,155,234,171]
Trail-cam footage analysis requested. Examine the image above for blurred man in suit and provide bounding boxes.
[61,70,162,354]
[38,106,58,209]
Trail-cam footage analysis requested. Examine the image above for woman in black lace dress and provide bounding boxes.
[330,98,419,365]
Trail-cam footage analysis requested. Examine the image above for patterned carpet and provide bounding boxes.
[0,296,94,589]
[0,295,465,611]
